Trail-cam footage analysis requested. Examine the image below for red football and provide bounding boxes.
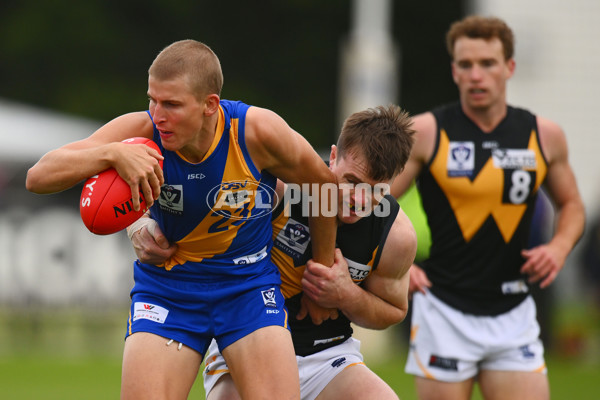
[80,137,162,235]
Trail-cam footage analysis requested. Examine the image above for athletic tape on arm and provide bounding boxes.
[126,212,157,240]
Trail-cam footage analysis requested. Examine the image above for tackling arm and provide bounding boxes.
[303,209,417,329]
[245,106,337,267]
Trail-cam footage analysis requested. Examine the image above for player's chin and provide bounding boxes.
[338,213,361,225]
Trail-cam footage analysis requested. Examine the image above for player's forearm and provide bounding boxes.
[339,284,407,330]
[550,199,585,255]
[26,145,116,194]
[308,215,337,267]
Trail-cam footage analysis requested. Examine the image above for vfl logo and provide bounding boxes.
[274,219,311,263]
[261,288,277,308]
[207,180,276,221]
[159,184,184,214]
[160,185,182,207]
[452,144,471,165]
[284,223,309,247]
[447,141,475,177]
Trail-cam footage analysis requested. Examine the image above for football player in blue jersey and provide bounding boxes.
[26,39,338,400]
[131,104,418,400]
[390,16,585,400]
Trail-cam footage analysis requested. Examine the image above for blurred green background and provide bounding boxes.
[0,0,462,147]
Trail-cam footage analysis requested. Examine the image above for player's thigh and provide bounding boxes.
[207,374,241,400]
[316,365,398,400]
[478,370,549,400]
[415,376,475,400]
[222,325,299,400]
[121,332,203,400]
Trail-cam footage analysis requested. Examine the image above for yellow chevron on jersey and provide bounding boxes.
[430,129,547,243]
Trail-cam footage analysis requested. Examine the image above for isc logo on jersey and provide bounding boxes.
[207,180,276,220]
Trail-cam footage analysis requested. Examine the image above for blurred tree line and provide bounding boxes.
[0,0,462,149]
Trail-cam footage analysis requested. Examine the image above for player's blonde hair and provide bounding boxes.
[149,39,223,99]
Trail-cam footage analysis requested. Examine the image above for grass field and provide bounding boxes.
[0,308,598,399]
[0,352,598,399]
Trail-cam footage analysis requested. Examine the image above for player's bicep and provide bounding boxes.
[363,211,416,309]
[69,112,154,150]
[245,107,331,186]
[537,116,581,209]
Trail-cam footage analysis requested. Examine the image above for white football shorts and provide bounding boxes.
[404,289,547,382]
[203,337,367,400]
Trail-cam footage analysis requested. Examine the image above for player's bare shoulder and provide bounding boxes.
[378,207,418,279]
[411,111,438,163]
[536,115,568,164]
[243,106,299,172]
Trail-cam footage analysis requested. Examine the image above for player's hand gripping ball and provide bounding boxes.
[80,137,162,235]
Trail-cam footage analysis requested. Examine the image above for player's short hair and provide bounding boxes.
[446,15,515,61]
[149,39,223,99]
[337,104,415,182]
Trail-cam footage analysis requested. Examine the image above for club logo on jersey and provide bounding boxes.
[207,180,276,221]
[447,141,475,177]
[158,184,183,215]
[261,287,277,308]
[492,149,536,169]
[429,355,458,371]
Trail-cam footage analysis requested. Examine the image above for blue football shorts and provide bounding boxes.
[125,260,290,357]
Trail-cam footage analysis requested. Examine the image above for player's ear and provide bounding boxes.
[451,61,459,85]
[505,58,516,79]
[329,145,337,168]
[204,94,220,116]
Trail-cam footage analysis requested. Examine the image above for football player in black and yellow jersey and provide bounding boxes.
[131,105,418,400]
[391,16,585,400]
